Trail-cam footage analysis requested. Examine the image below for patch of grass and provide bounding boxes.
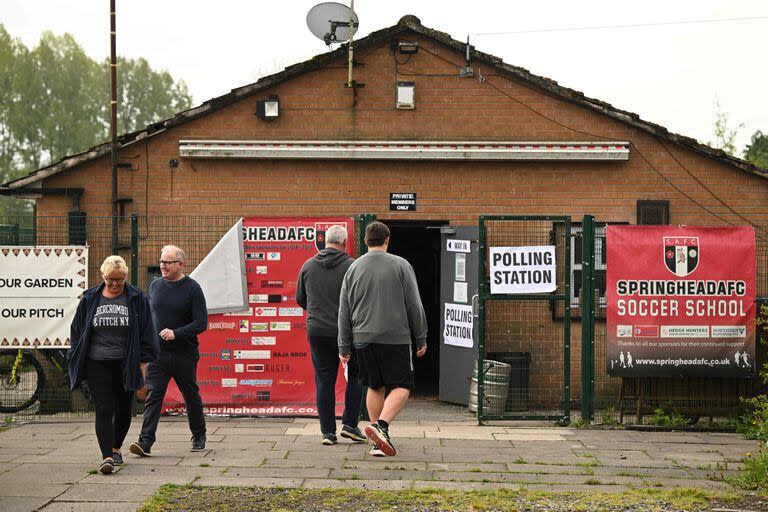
[570,418,590,428]
[729,449,768,490]
[599,407,621,426]
[137,485,746,512]
[87,469,97,475]
[199,463,210,468]
[646,402,689,428]
[512,457,527,464]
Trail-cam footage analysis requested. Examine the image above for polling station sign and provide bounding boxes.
[606,226,756,378]
[443,303,473,348]
[0,246,88,349]
[490,246,557,294]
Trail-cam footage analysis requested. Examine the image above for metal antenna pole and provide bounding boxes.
[110,0,118,253]
[347,0,355,87]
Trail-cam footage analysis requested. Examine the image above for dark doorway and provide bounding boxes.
[384,220,446,396]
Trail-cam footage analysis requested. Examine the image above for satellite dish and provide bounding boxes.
[307,2,359,45]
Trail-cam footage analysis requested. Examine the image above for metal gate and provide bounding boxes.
[477,215,572,422]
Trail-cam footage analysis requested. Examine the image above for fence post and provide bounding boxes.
[130,214,138,286]
[581,215,596,422]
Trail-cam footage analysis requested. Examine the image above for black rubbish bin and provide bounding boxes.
[486,352,531,412]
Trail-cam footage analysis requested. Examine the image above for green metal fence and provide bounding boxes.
[0,213,375,421]
[477,216,572,422]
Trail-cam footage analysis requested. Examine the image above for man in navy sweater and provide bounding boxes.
[129,245,208,456]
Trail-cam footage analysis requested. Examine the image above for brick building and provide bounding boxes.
[4,16,767,413]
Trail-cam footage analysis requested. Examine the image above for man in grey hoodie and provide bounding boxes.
[338,221,427,457]
[296,225,365,446]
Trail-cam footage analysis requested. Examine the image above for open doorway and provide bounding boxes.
[384,220,447,396]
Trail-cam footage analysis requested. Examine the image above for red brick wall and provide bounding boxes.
[36,33,768,227]
[33,32,767,409]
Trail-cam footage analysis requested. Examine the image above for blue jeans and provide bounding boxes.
[308,335,364,434]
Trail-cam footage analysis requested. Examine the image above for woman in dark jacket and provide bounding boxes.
[68,255,158,474]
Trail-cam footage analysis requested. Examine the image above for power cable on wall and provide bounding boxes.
[407,45,767,238]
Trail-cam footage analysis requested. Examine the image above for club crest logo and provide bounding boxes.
[663,236,699,277]
[314,222,338,252]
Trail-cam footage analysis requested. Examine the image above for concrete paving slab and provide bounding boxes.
[0,496,50,512]
[329,468,434,481]
[53,483,154,502]
[223,466,330,479]
[80,465,223,485]
[0,463,92,485]
[39,501,139,512]
[302,478,412,490]
[0,483,69,497]
[194,476,304,487]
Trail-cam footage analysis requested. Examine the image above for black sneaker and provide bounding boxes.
[321,432,337,445]
[364,423,396,456]
[111,451,123,465]
[129,440,152,457]
[98,457,114,474]
[340,425,366,443]
[190,433,206,452]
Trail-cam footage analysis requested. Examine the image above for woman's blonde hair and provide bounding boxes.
[100,255,129,276]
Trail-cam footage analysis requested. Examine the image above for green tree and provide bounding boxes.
[0,24,192,216]
[709,100,743,157]
[744,131,768,169]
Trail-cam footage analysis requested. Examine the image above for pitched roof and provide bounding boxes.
[4,14,765,189]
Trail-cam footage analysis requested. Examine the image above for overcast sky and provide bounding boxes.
[3,1,766,153]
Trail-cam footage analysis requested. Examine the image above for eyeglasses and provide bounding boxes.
[104,277,125,284]
[159,260,181,266]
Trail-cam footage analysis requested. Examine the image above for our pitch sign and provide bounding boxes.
[0,246,88,349]
[606,226,756,378]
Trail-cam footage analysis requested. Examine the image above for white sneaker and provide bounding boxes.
[368,443,385,457]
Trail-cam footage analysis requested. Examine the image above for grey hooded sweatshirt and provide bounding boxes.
[296,248,354,337]
[337,250,427,357]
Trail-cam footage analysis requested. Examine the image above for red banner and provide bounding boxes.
[163,217,355,416]
[606,226,756,378]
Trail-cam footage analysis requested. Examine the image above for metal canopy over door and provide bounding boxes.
[439,226,479,405]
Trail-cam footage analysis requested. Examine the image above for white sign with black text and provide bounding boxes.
[446,239,470,253]
[490,245,557,294]
[0,246,88,349]
[443,303,473,348]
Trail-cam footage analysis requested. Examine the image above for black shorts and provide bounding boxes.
[356,343,414,390]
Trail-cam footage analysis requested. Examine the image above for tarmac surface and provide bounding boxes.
[0,398,759,512]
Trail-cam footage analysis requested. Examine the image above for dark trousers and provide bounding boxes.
[308,335,364,434]
[139,351,206,446]
[85,359,133,459]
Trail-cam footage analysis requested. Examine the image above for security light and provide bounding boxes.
[256,95,280,120]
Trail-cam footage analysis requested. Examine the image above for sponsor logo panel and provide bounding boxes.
[712,325,747,338]
[234,350,271,360]
[660,325,710,338]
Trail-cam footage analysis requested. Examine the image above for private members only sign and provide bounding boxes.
[606,226,756,378]
[162,217,355,417]
[0,246,87,349]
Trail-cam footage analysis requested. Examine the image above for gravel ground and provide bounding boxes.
[137,486,768,512]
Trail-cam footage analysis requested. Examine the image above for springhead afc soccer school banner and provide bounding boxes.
[606,226,756,378]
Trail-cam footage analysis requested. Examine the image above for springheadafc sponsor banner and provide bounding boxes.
[606,226,756,378]
[0,246,88,349]
[162,217,355,416]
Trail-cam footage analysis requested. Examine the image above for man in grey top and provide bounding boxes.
[296,224,365,446]
[338,221,427,457]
